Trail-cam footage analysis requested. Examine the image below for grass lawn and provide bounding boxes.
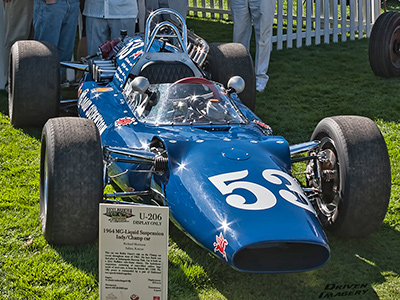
[1,12,400,300]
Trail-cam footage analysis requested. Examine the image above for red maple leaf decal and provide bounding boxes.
[115,117,134,126]
[213,232,228,261]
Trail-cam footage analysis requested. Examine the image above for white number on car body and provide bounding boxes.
[209,169,315,213]
[209,170,276,210]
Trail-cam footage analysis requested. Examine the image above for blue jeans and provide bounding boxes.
[34,0,79,64]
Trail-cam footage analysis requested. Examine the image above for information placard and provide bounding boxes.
[99,203,169,300]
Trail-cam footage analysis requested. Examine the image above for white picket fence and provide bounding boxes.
[188,0,382,50]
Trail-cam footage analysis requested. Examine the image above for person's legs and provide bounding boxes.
[108,18,137,40]
[145,0,161,18]
[34,0,66,78]
[58,0,79,62]
[168,0,187,20]
[33,0,63,48]
[3,0,34,86]
[231,0,252,50]
[145,0,170,22]
[4,0,33,52]
[86,17,110,55]
[250,0,276,92]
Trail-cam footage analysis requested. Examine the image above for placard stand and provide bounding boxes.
[99,203,169,300]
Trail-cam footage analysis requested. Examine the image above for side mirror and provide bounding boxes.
[227,76,245,94]
[131,76,150,94]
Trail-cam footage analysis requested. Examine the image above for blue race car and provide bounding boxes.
[8,9,391,273]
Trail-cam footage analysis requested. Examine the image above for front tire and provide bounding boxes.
[9,40,60,128]
[309,116,391,237]
[40,117,103,245]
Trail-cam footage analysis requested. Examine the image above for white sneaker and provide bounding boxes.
[256,81,267,92]
[256,76,269,92]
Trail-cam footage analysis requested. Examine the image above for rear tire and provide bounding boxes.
[369,11,400,77]
[40,117,103,245]
[205,43,256,111]
[309,116,391,237]
[9,40,60,128]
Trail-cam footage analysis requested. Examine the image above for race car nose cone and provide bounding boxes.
[222,147,250,161]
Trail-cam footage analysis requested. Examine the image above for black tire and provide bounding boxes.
[369,11,400,77]
[205,43,256,111]
[40,117,103,245]
[9,40,60,128]
[309,116,391,237]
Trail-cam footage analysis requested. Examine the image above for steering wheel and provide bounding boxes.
[168,77,220,99]
[168,77,222,122]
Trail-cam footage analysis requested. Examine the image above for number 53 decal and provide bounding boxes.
[208,169,315,213]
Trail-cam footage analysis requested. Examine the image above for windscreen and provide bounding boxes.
[128,82,245,125]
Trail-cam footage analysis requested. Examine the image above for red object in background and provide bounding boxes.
[99,39,120,59]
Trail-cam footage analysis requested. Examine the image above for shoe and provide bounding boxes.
[256,82,266,92]
[256,75,269,92]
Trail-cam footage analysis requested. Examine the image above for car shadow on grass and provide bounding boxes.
[52,243,99,279]
[0,90,8,115]
[0,90,47,139]
[52,230,200,300]
[169,220,399,299]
